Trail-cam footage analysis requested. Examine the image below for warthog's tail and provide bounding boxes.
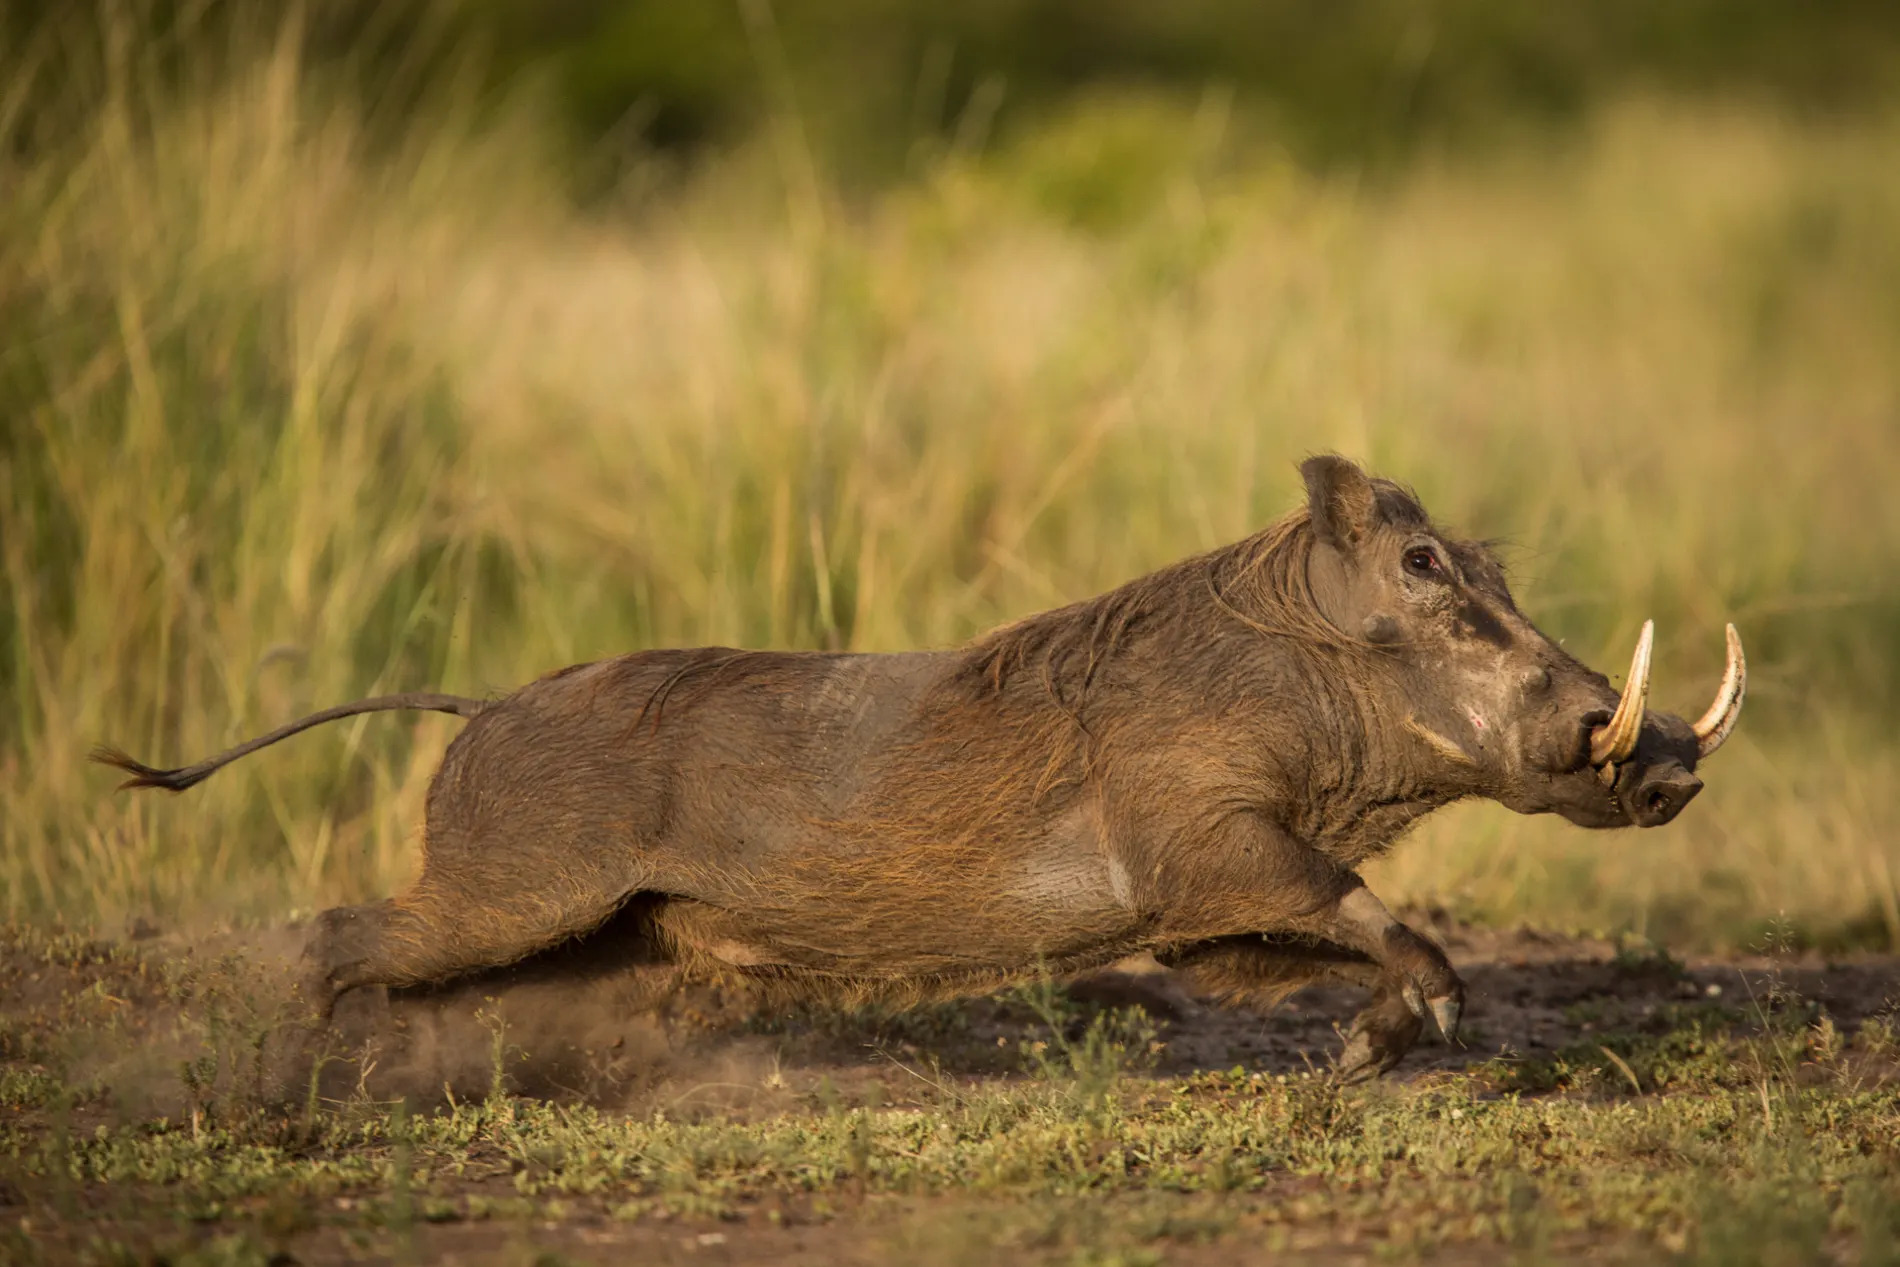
[91,693,489,793]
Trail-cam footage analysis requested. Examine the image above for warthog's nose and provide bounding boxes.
[1626,765,1703,828]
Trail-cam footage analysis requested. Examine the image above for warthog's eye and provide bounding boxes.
[1403,547,1444,579]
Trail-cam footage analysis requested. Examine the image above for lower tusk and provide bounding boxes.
[1690,623,1746,759]
[1590,619,1653,767]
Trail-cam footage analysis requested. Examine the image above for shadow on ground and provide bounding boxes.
[374,908,1900,1097]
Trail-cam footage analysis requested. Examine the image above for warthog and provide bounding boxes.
[97,457,1745,1078]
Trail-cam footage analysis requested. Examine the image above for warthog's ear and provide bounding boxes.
[1302,455,1380,552]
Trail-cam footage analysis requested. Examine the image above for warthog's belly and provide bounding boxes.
[650,841,1149,983]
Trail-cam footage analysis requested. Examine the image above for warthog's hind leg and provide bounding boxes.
[299,900,453,1022]
[300,877,640,1021]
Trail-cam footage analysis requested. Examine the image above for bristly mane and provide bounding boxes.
[963,507,1369,705]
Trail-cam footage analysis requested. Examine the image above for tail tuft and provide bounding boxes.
[89,745,214,793]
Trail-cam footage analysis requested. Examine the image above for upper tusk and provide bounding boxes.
[1590,619,1653,767]
[1690,623,1746,759]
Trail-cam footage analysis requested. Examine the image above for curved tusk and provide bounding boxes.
[1690,623,1746,759]
[1590,619,1653,767]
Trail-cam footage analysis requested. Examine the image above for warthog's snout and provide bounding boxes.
[1517,623,1741,829]
[1577,621,1743,827]
[1589,621,1746,774]
[1624,761,1703,828]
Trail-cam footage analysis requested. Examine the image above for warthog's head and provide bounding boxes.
[1300,456,1744,829]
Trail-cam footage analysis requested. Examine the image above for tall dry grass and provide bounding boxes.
[3,19,1896,948]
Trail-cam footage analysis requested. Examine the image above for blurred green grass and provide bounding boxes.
[464,0,1900,174]
[1,12,1896,949]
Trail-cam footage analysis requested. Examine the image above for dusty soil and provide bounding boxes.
[349,913,1900,1103]
[4,917,1898,1265]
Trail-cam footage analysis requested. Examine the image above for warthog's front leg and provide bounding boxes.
[1335,976,1432,1082]
[1196,816,1464,1043]
[1146,813,1463,1073]
[1158,935,1432,1081]
[1307,884,1465,1044]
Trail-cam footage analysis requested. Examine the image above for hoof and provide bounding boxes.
[1335,1029,1386,1084]
[1334,987,1427,1082]
[1429,995,1463,1044]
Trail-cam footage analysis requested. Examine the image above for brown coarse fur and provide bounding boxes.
[96,457,1722,1079]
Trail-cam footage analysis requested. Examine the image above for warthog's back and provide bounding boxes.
[427,648,936,857]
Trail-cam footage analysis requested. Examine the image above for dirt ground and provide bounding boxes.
[4,917,1898,1265]
[340,913,1900,1104]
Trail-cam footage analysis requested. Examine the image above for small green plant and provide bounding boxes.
[478,1005,518,1106]
[385,1098,416,1264]
[1008,977,1159,1128]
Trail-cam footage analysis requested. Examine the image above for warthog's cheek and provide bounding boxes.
[1464,707,1511,767]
